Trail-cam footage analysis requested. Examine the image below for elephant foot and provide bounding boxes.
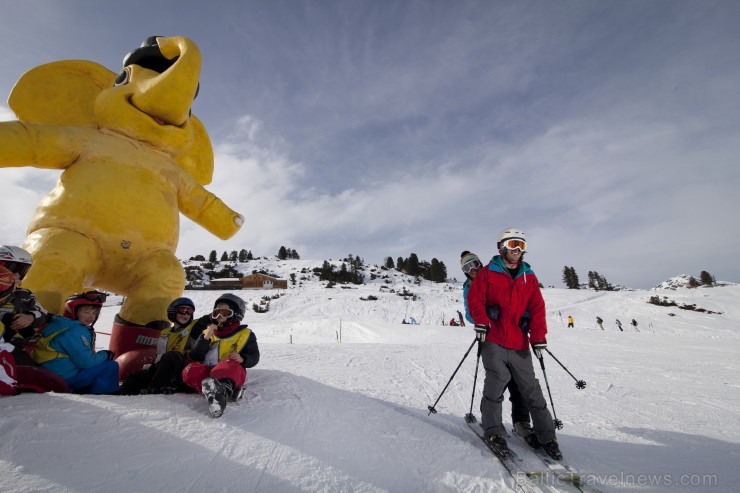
[109,314,165,358]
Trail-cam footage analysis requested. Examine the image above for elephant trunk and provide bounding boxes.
[130,36,201,127]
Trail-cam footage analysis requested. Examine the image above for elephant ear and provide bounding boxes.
[8,60,116,126]
[175,115,214,186]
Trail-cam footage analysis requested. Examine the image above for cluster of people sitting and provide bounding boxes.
[0,244,260,417]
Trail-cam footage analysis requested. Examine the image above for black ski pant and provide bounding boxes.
[119,351,192,395]
[480,342,556,443]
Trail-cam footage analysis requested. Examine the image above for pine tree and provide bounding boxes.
[562,266,580,289]
[209,250,218,263]
[238,249,248,262]
[385,257,395,269]
[406,253,420,277]
[229,250,237,262]
[278,246,288,260]
[247,250,254,260]
[396,257,405,272]
[699,271,715,286]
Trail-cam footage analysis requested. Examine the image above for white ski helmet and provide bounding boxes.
[497,227,527,250]
[0,245,33,279]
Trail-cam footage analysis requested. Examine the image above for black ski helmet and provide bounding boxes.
[213,293,245,324]
[167,297,195,323]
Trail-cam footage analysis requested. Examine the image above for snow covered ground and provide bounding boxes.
[1,260,738,492]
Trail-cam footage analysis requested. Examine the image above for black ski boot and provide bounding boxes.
[485,435,512,459]
[201,378,232,418]
[542,439,563,461]
[514,421,541,449]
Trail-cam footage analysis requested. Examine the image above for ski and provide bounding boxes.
[467,420,563,493]
[510,427,603,493]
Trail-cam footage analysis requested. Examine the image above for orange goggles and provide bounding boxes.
[501,239,527,251]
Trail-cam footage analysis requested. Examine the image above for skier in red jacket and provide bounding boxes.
[467,227,562,460]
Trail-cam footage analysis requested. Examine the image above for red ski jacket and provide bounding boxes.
[467,256,547,350]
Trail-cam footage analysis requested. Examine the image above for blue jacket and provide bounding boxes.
[32,316,109,381]
[462,279,474,324]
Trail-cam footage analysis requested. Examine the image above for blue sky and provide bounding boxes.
[2,0,739,288]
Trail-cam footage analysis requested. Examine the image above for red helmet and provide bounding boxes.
[63,290,107,325]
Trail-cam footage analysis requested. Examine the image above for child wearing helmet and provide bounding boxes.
[466,227,563,461]
[32,312,118,395]
[0,266,20,395]
[0,245,49,366]
[182,293,260,418]
[120,297,209,395]
[62,290,106,346]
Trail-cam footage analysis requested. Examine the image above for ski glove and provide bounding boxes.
[485,304,500,322]
[474,324,489,341]
[531,341,547,359]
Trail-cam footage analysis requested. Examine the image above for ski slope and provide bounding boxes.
[1,260,738,493]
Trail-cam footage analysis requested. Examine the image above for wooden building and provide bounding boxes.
[208,278,244,290]
[241,273,288,289]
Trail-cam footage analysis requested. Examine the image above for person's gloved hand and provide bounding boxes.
[485,304,500,322]
[99,349,115,360]
[531,340,547,359]
[474,324,488,341]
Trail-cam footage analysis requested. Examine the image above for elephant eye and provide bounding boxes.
[114,68,130,86]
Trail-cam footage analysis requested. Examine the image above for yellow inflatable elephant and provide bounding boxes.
[1,36,243,329]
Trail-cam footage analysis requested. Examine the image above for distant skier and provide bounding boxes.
[182,294,260,418]
[449,318,459,326]
[567,315,574,328]
[467,227,562,460]
[596,316,604,330]
[631,319,639,332]
[616,319,623,332]
[460,250,537,448]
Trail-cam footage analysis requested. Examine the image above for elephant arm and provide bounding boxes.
[179,182,244,240]
[0,121,85,169]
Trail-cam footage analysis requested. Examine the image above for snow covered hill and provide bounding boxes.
[1,261,738,493]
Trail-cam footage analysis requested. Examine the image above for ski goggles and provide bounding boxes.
[501,238,527,251]
[176,307,194,315]
[80,291,107,303]
[211,308,234,319]
[0,261,30,279]
[461,257,483,274]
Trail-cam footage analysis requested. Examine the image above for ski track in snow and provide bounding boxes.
[1,260,738,493]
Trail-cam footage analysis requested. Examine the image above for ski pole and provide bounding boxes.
[536,353,563,430]
[428,336,477,416]
[465,327,488,423]
[544,348,587,389]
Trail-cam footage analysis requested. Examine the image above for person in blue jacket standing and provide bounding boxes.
[32,315,118,394]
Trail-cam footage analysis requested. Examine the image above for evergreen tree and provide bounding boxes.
[247,250,254,260]
[688,276,700,288]
[699,270,715,286]
[238,249,248,262]
[562,266,580,289]
[291,249,300,260]
[396,257,405,272]
[406,253,420,277]
[220,251,228,261]
[229,250,237,262]
[384,257,395,269]
[278,246,288,260]
[209,250,218,263]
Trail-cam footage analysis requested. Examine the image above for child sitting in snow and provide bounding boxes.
[120,297,209,395]
[182,293,260,418]
[32,293,119,395]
